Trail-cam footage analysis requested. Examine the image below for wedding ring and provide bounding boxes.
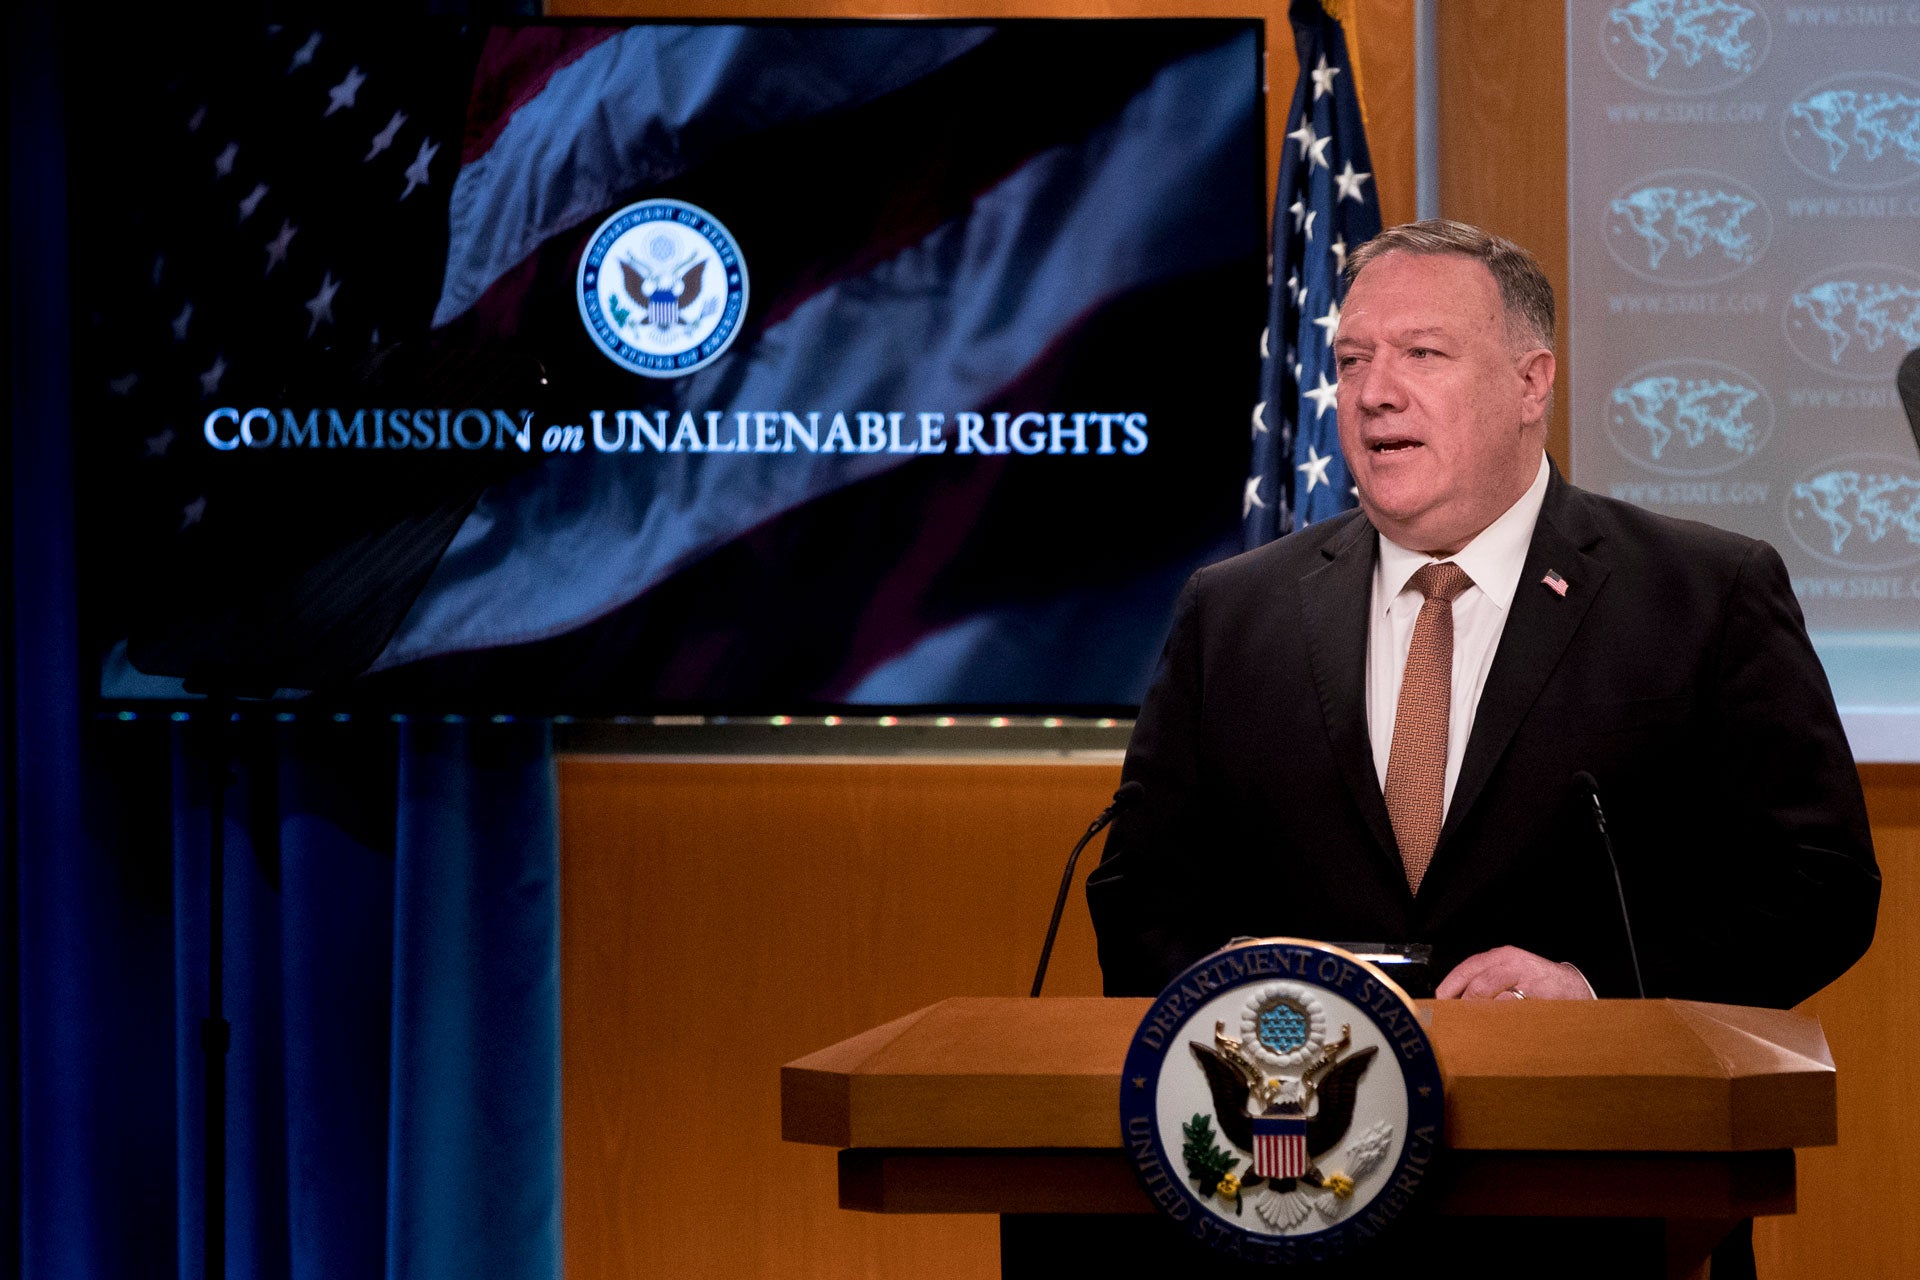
[1503,984,1528,1000]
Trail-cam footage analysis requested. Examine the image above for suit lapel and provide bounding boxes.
[1297,515,1403,883]
[1433,477,1609,864]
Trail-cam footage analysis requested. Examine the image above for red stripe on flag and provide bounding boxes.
[462,26,624,164]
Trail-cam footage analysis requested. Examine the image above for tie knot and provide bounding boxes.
[1409,561,1473,603]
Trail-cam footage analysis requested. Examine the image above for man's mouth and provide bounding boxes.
[1367,437,1423,454]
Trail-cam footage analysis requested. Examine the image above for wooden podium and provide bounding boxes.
[783,997,1837,1278]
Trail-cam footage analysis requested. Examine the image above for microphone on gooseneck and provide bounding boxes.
[1031,781,1146,997]
[1573,770,1646,999]
[1898,346,1920,457]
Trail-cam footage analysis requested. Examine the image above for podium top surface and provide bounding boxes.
[782,997,1835,1154]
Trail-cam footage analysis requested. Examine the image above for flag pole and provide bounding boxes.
[1415,0,1440,220]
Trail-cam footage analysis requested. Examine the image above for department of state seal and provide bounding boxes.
[576,198,748,378]
[1119,938,1443,1265]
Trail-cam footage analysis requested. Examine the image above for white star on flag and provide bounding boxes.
[170,302,193,342]
[1303,373,1339,419]
[1286,120,1318,161]
[199,354,227,396]
[1296,445,1334,492]
[187,105,206,133]
[1310,55,1340,101]
[1252,400,1269,436]
[1333,161,1371,204]
[289,32,321,73]
[1259,326,1269,358]
[238,182,269,224]
[181,497,207,530]
[326,66,367,117]
[400,138,438,201]
[108,372,139,397]
[305,272,340,336]
[264,219,297,275]
[213,142,238,179]
[366,111,407,162]
[1247,2,1380,546]
[1243,476,1267,517]
[145,428,175,457]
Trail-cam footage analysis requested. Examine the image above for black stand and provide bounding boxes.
[199,700,233,1280]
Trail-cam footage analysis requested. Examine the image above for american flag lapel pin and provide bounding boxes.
[1542,569,1569,597]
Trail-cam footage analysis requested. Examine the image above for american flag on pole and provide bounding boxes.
[1245,0,1383,547]
[1252,1110,1310,1178]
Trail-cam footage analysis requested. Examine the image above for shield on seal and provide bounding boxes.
[648,290,678,329]
[1252,1110,1308,1178]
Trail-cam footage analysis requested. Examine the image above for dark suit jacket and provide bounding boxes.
[1087,471,1880,1005]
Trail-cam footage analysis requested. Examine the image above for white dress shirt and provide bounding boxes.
[1366,453,1551,818]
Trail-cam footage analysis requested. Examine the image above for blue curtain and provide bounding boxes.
[8,3,563,1276]
[18,720,562,1280]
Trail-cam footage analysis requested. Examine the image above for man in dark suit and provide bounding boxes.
[1087,220,1880,1010]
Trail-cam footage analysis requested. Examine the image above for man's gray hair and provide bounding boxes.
[1343,219,1555,353]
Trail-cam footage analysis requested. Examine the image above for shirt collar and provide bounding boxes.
[1375,452,1551,613]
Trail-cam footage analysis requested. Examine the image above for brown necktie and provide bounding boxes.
[1383,562,1474,893]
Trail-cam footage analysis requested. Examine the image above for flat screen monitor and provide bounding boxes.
[68,17,1267,714]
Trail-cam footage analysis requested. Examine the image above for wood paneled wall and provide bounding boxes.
[1432,0,1573,481]
[560,757,1918,1280]
[559,758,1120,1280]
[1767,765,1920,1277]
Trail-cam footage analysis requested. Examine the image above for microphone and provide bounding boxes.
[1573,771,1646,998]
[1030,781,1145,997]
[1899,346,1920,457]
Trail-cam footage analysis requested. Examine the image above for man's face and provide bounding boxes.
[1332,251,1554,554]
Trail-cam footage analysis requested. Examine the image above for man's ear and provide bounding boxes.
[1517,347,1556,424]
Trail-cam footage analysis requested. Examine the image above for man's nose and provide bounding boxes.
[1352,359,1405,413]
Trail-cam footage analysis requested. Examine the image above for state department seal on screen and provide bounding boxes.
[576,198,748,379]
[1119,938,1443,1266]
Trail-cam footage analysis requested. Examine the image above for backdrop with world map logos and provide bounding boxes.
[1568,0,1920,759]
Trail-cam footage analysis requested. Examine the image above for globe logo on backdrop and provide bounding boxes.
[1783,73,1920,191]
[1786,454,1920,571]
[1607,359,1773,476]
[576,198,749,379]
[1601,0,1768,97]
[1604,170,1771,286]
[1784,263,1920,382]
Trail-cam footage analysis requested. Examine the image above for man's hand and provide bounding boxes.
[1435,946,1595,1000]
